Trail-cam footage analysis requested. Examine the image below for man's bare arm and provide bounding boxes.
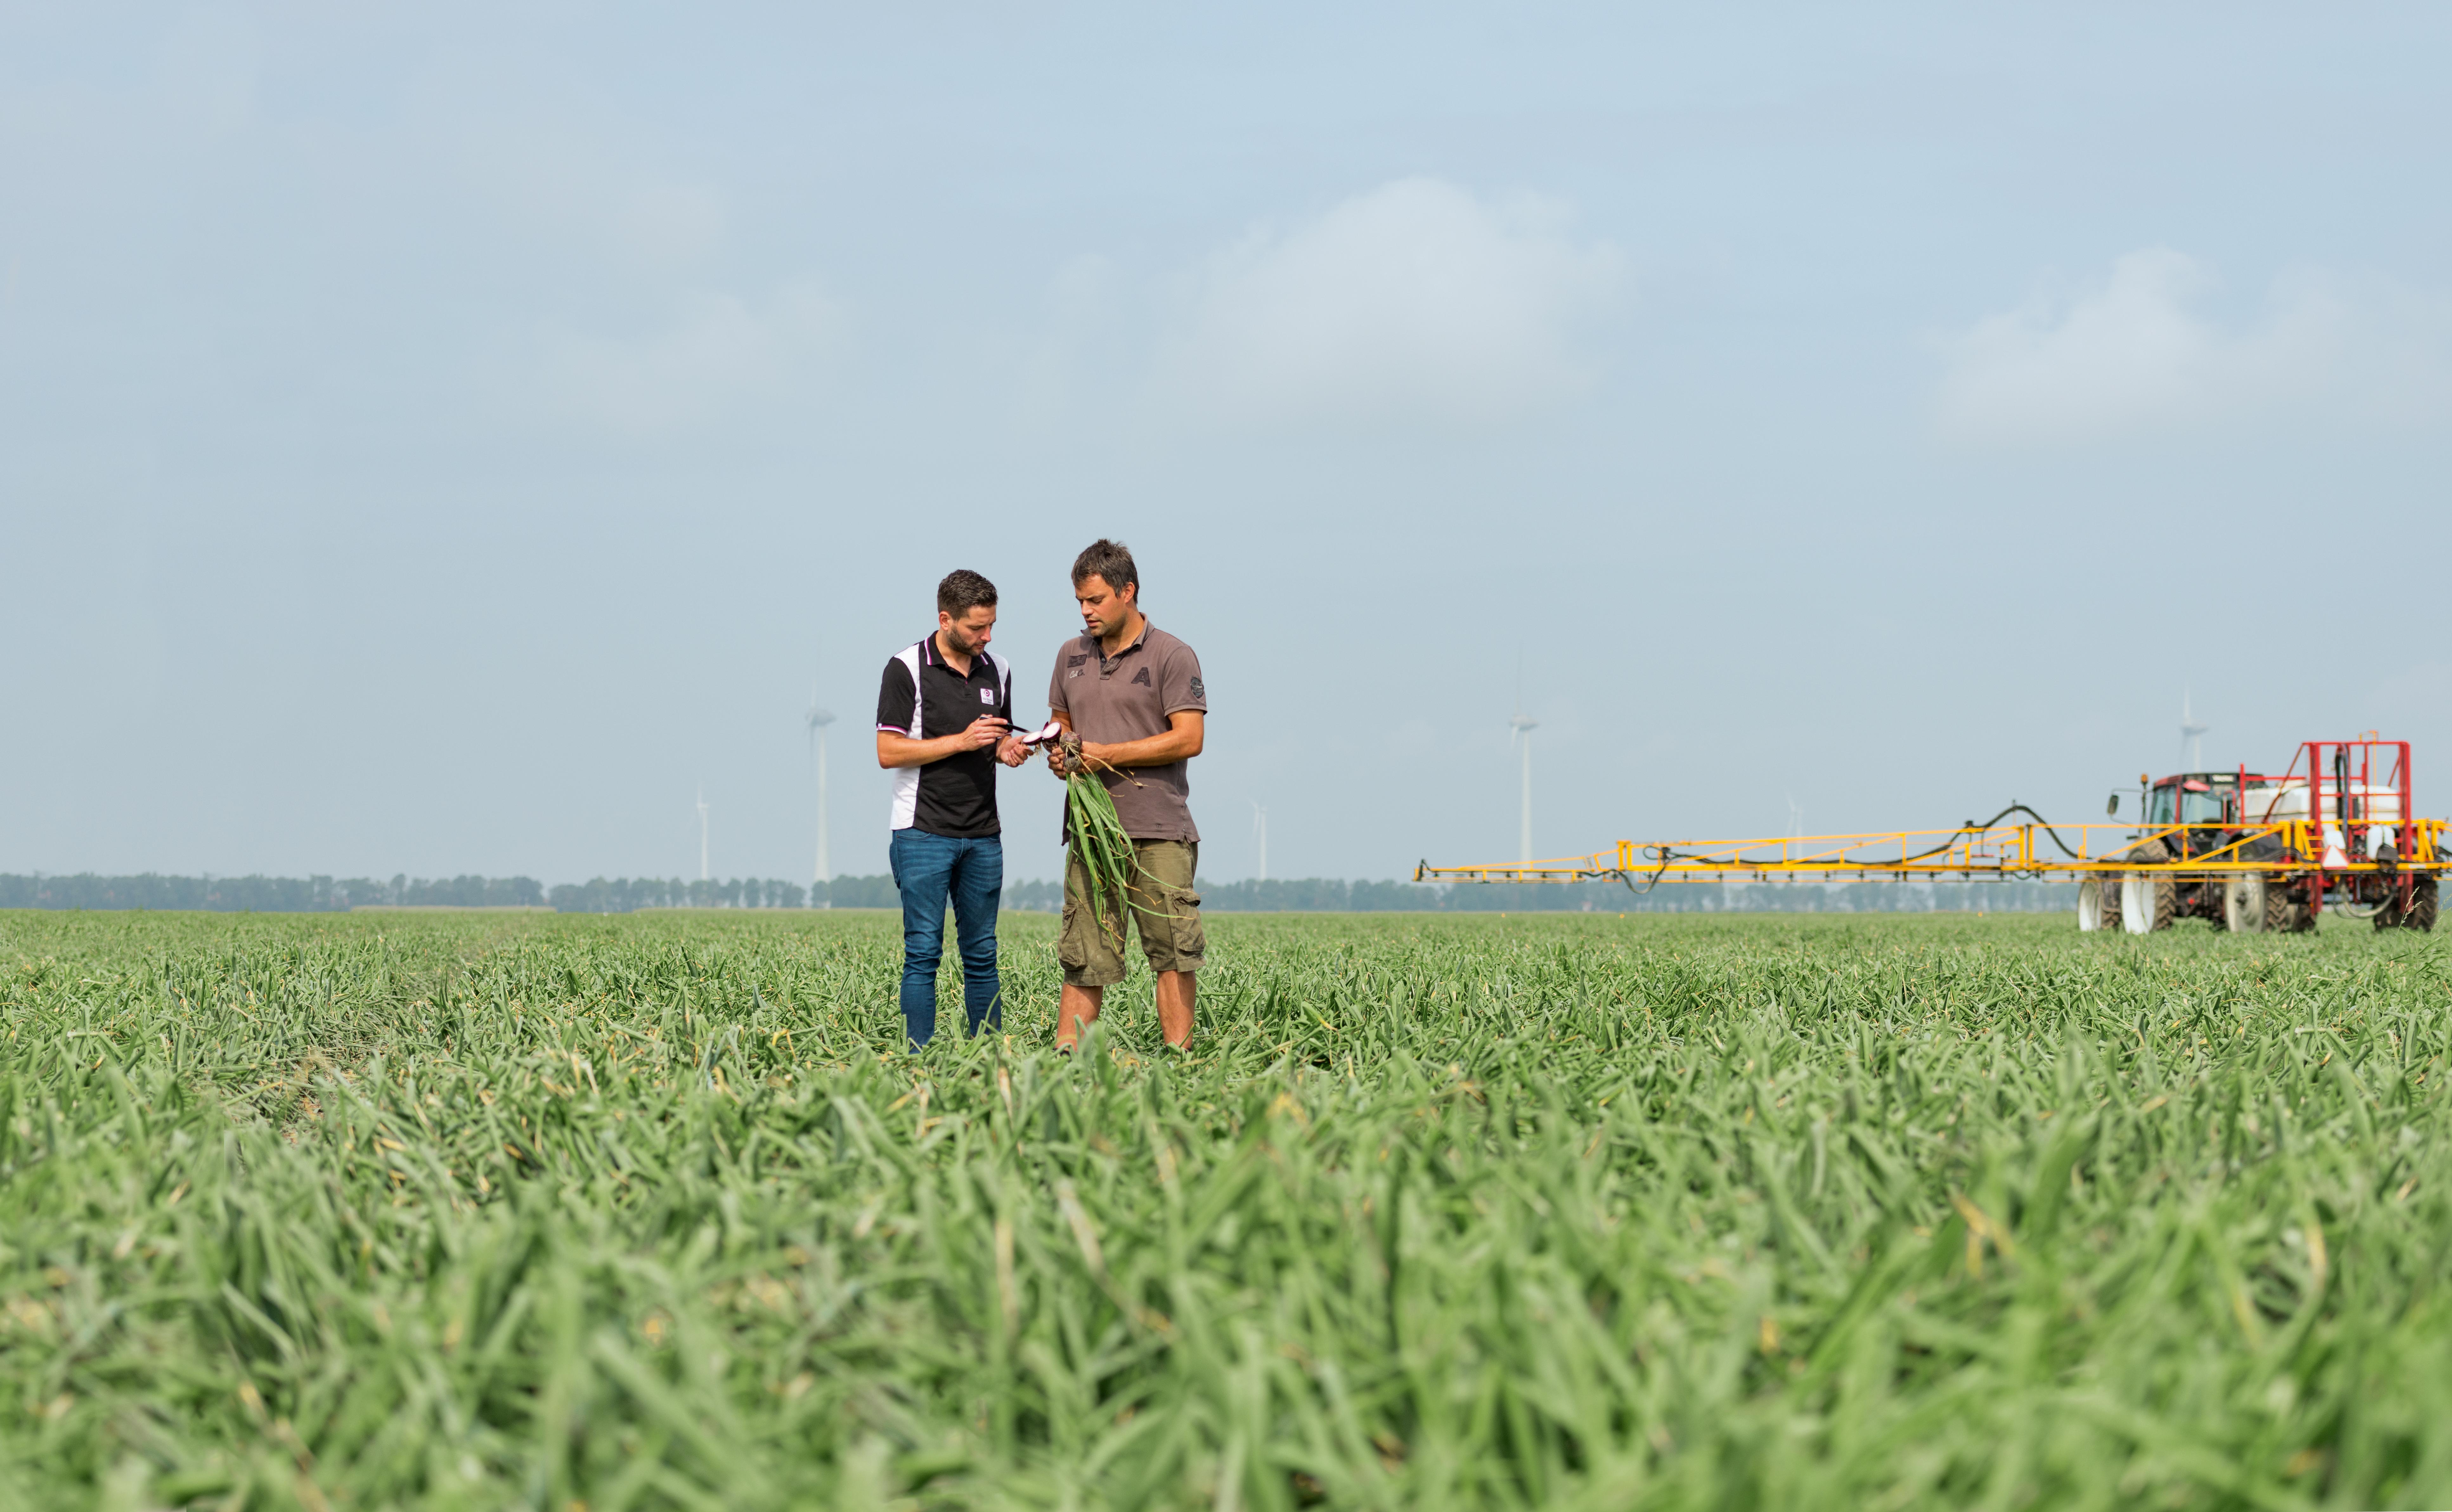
[1073,710,1203,770]
[878,715,1007,770]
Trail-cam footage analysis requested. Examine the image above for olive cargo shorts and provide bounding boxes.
[1059,839,1204,987]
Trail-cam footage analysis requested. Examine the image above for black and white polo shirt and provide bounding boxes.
[876,635,1014,837]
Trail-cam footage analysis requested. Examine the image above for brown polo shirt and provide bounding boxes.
[1047,619,1207,842]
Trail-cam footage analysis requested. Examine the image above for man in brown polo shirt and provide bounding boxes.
[1043,538,1208,1050]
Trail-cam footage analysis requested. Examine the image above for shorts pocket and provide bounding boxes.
[1155,883,1205,965]
[1058,900,1090,972]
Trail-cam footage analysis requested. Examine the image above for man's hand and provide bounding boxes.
[1043,714,1077,776]
[878,716,1014,770]
[997,735,1027,767]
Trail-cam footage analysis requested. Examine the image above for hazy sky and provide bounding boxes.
[4,4,2448,885]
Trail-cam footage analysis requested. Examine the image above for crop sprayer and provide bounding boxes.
[1417,737,2441,934]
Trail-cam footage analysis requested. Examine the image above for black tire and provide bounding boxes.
[2392,876,2438,933]
[2265,878,2309,934]
[2078,876,2120,932]
[2125,840,2177,933]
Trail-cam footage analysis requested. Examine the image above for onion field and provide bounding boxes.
[4,907,2450,1510]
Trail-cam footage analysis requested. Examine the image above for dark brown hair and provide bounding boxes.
[936,569,998,617]
[1069,539,1138,598]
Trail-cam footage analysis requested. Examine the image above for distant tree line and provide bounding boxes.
[0,874,546,912]
[811,876,901,909]
[2,874,804,913]
[1175,877,2078,913]
[2,871,2076,915]
[549,878,809,912]
[1007,876,2078,914]
[992,877,1449,914]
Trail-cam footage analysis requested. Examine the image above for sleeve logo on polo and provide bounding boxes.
[1188,676,1204,700]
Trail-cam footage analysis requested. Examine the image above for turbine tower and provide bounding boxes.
[807,699,836,906]
[695,786,710,882]
[2180,690,2209,772]
[1248,798,1267,883]
[1509,710,1538,866]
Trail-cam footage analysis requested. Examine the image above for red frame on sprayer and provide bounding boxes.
[2282,739,2414,866]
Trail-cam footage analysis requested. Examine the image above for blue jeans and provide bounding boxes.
[889,828,1003,1047]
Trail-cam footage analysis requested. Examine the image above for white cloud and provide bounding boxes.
[466,126,729,269]
[1164,178,1623,430]
[1935,249,2350,446]
[538,280,841,434]
[602,179,729,268]
[1011,254,1126,428]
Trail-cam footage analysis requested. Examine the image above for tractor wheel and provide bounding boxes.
[2078,876,2118,932]
[2264,880,2311,934]
[2380,876,2438,932]
[2223,873,2267,933]
[2120,841,2176,934]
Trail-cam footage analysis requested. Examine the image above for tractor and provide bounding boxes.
[2077,738,2439,934]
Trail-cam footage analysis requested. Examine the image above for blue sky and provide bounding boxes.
[3,3,2448,884]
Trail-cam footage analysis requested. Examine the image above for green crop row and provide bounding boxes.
[2,909,2448,1509]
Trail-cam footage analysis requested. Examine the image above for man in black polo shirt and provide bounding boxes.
[876,570,1027,1048]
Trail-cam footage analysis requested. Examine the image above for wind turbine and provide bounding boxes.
[1508,666,1539,874]
[1787,793,1804,838]
[1248,798,1267,883]
[695,786,710,882]
[807,697,836,906]
[2180,690,2209,772]
[1510,712,1538,865]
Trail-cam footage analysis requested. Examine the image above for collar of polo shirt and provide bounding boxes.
[1087,619,1149,673]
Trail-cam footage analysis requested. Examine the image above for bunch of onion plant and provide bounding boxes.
[1061,735,1140,948]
